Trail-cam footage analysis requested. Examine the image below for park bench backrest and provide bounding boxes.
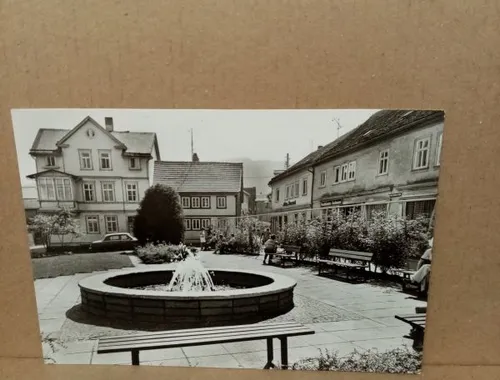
[328,248,373,262]
[282,245,301,254]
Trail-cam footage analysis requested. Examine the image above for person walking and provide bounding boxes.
[199,230,206,251]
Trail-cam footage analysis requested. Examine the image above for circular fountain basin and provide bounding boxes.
[78,268,297,327]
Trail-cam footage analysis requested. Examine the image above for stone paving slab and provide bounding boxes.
[36,250,424,369]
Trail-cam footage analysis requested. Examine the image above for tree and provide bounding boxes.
[28,208,80,249]
[133,184,185,245]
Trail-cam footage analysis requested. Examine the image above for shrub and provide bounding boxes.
[133,184,184,246]
[368,211,429,272]
[291,346,422,374]
[28,208,80,250]
[136,243,193,264]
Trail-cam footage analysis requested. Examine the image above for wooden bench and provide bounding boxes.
[97,321,315,369]
[264,245,301,267]
[318,248,373,281]
[395,307,427,351]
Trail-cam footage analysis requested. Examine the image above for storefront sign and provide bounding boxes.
[320,199,342,207]
[389,192,403,198]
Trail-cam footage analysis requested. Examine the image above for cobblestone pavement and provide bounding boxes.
[36,251,426,369]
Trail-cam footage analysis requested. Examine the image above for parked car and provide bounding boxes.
[89,233,139,252]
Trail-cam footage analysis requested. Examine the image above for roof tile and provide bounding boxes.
[153,161,243,193]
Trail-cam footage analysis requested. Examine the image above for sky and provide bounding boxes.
[11,109,379,191]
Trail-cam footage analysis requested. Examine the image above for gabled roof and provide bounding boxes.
[315,110,445,164]
[56,116,126,149]
[26,169,81,180]
[154,161,243,193]
[29,116,159,157]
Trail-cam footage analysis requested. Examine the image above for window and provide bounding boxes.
[129,157,140,170]
[341,164,348,182]
[436,133,443,166]
[191,197,201,208]
[101,182,115,202]
[286,185,291,199]
[294,182,300,198]
[405,200,436,220]
[105,215,118,233]
[302,178,308,196]
[413,137,430,169]
[218,219,227,229]
[378,150,389,175]
[201,218,211,228]
[79,149,93,170]
[125,182,138,202]
[290,184,295,198]
[120,234,132,241]
[55,178,72,200]
[320,171,326,187]
[83,182,95,202]
[46,155,56,167]
[181,197,191,208]
[38,178,56,200]
[86,216,100,234]
[333,166,341,184]
[192,219,201,230]
[275,189,280,202]
[216,196,227,209]
[348,161,356,180]
[99,150,112,170]
[185,219,192,230]
[201,196,210,209]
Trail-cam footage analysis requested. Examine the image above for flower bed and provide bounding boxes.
[278,210,430,273]
[291,347,422,374]
[136,243,195,264]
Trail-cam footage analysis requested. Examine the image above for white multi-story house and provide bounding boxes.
[27,116,160,242]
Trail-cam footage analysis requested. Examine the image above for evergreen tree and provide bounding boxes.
[133,184,184,245]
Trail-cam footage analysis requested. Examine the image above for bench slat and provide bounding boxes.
[99,322,302,344]
[395,314,427,329]
[98,326,314,353]
[329,248,372,256]
[331,254,372,261]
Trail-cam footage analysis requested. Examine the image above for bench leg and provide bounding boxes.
[131,349,140,365]
[280,337,288,370]
[263,338,276,369]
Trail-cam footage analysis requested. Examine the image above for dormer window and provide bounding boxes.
[46,155,56,167]
[129,157,141,170]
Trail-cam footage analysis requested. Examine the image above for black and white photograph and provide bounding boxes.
[12,108,444,373]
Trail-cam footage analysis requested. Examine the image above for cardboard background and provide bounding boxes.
[1,0,499,379]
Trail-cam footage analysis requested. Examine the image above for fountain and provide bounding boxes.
[166,252,216,292]
[78,249,297,327]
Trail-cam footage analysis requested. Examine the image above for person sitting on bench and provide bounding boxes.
[263,234,278,264]
[215,234,226,254]
[410,237,433,292]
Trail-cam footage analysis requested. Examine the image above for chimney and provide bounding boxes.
[192,153,199,162]
[317,145,324,150]
[105,117,114,132]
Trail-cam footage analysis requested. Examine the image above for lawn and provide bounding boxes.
[32,252,134,279]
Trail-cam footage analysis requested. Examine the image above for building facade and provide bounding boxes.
[153,159,244,244]
[312,110,444,221]
[268,147,325,231]
[27,116,160,243]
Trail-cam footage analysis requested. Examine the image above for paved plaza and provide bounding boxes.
[36,251,425,369]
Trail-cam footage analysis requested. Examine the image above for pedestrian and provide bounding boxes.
[263,234,278,265]
[199,230,206,250]
[261,228,271,243]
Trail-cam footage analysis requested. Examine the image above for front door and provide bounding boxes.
[127,216,135,235]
